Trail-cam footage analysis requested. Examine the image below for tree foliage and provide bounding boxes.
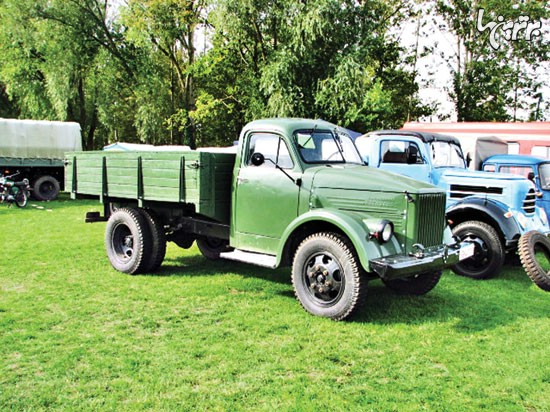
[435,0,549,121]
[0,0,547,149]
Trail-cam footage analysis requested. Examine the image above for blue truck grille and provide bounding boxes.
[414,193,447,248]
[522,189,536,214]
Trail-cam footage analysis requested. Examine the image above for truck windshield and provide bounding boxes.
[430,141,466,168]
[295,129,363,164]
[539,163,550,190]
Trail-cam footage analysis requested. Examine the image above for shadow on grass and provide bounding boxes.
[143,253,548,332]
[146,254,290,285]
[353,274,548,332]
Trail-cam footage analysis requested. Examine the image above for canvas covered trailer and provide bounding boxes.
[0,119,82,200]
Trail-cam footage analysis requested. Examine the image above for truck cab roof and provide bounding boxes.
[242,118,340,136]
[365,130,461,146]
[484,154,550,166]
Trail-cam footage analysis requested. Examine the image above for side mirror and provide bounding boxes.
[527,172,535,181]
[250,152,265,166]
[466,152,472,168]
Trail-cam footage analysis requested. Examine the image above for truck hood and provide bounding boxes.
[435,168,536,212]
[308,164,444,194]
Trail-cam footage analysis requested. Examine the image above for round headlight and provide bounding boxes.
[377,220,394,243]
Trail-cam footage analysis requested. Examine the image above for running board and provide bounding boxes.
[220,249,277,268]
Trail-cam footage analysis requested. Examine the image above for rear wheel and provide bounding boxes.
[451,220,504,279]
[32,175,60,201]
[518,231,550,291]
[139,209,166,272]
[292,232,367,321]
[105,208,152,275]
[382,271,442,295]
[197,237,228,260]
[14,188,28,208]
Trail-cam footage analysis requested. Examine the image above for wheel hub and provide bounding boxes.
[305,254,343,303]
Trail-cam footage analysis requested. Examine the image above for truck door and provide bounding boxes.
[378,139,431,183]
[233,132,301,253]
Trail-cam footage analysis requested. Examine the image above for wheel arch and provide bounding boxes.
[276,209,401,272]
[446,198,521,248]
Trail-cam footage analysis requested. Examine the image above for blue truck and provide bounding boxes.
[481,154,550,291]
[354,130,550,286]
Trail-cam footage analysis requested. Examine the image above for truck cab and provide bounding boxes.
[355,130,550,280]
[483,154,550,218]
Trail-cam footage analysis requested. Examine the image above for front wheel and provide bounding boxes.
[518,231,550,291]
[451,220,504,279]
[382,271,442,295]
[292,232,367,321]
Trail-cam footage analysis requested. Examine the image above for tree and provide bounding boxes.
[198,0,431,141]
[123,0,207,148]
[0,0,139,149]
[435,0,549,121]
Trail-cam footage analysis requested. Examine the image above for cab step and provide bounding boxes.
[220,249,277,268]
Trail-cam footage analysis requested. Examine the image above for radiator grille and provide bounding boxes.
[414,193,447,248]
[449,184,503,199]
[522,189,536,214]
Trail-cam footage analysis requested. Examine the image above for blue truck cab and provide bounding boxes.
[355,130,550,280]
[483,154,550,219]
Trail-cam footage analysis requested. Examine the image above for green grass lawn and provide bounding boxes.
[1,195,549,411]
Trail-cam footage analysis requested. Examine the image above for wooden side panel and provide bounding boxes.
[66,149,236,224]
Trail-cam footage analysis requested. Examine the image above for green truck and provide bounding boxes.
[66,118,473,320]
[0,119,82,200]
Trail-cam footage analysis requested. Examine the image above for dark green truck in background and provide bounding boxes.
[66,118,473,320]
[1,119,82,200]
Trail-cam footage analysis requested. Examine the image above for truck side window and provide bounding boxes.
[381,141,423,164]
[247,133,294,169]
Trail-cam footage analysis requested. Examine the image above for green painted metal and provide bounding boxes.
[67,118,452,275]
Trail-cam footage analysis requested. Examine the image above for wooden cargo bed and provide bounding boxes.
[65,150,235,224]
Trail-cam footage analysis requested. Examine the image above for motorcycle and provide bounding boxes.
[0,171,31,208]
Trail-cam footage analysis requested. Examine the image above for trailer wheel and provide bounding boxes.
[32,175,60,201]
[382,271,442,295]
[451,220,504,279]
[105,208,152,275]
[197,237,227,260]
[139,209,166,272]
[518,231,550,291]
[292,232,367,321]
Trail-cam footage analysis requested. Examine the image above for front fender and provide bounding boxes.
[446,197,521,243]
[276,208,402,272]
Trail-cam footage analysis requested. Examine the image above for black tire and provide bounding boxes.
[105,208,152,275]
[451,220,504,279]
[292,232,367,321]
[382,271,442,295]
[14,188,28,208]
[196,237,228,260]
[139,209,167,272]
[32,175,60,201]
[518,231,550,291]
